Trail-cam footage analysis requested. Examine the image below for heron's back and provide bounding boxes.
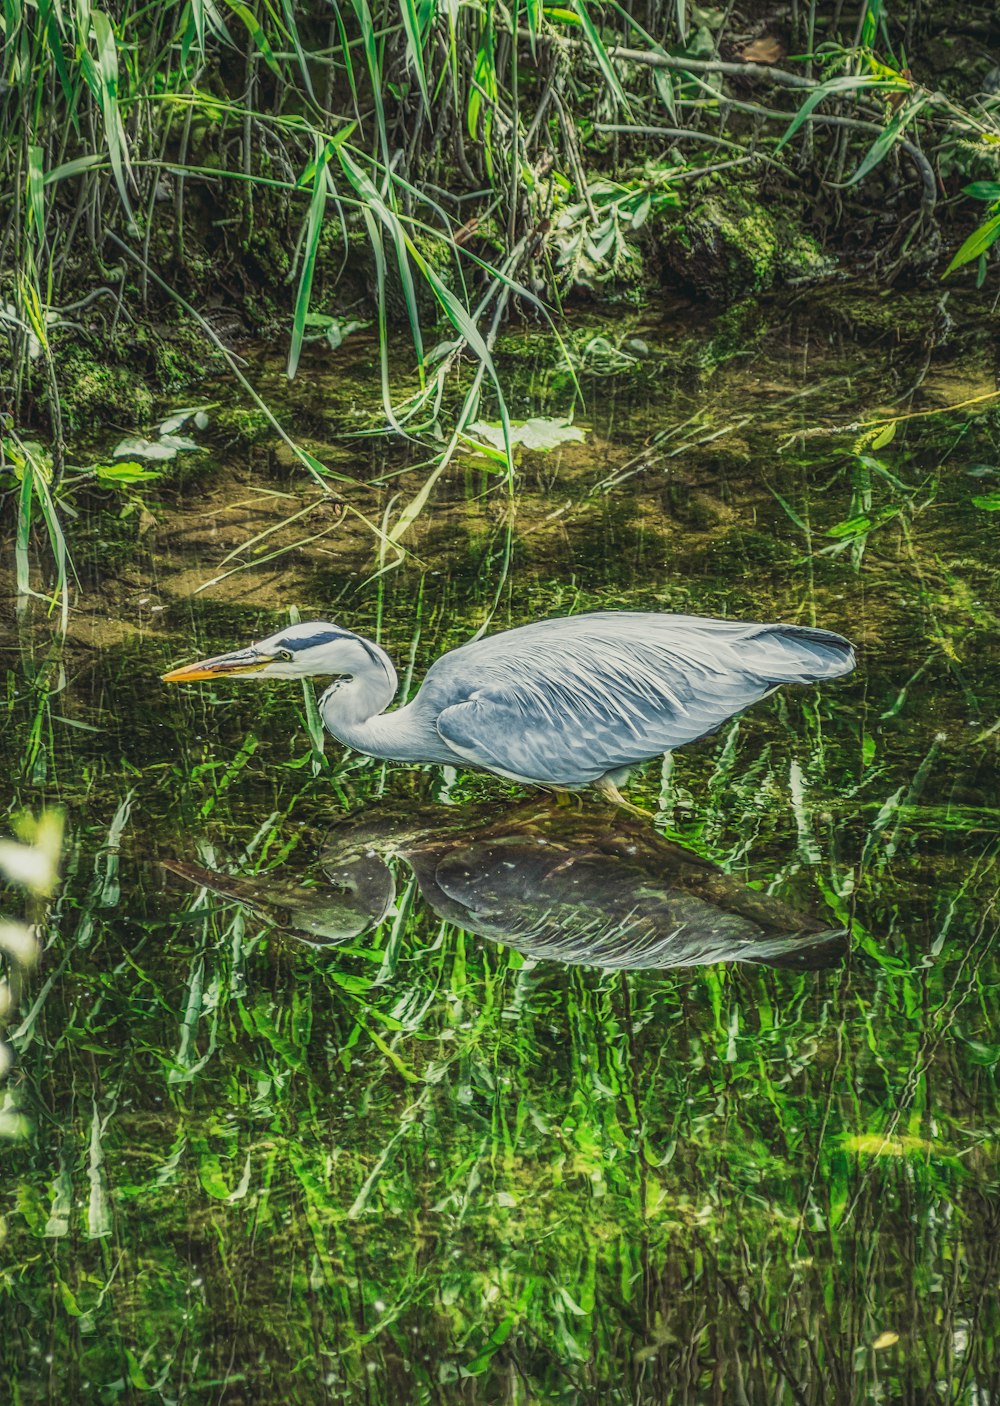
[416,611,854,785]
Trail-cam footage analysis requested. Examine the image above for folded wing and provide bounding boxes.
[433,613,854,785]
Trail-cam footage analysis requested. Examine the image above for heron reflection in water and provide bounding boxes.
[163,611,854,810]
[164,802,847,973]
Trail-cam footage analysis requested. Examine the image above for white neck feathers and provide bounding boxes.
[318,636,398,737]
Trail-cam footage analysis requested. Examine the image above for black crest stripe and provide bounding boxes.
[284,629,350,653]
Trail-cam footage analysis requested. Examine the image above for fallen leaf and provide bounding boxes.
[112,434,203,462]
[469,417,587,454]
[740,36,786,64]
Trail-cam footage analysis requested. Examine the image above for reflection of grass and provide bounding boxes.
[2,432,72,633]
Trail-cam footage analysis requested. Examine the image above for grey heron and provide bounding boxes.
[162,611,855,804]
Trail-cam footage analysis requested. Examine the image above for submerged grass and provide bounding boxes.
[1,661,997,1401]
[2,286,1000,1399]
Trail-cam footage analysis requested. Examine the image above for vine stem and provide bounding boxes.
[513,25,819,89]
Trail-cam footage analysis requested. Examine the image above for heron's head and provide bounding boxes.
[162,621,382,684]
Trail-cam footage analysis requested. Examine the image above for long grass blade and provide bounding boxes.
[26,146,46,243]
[399,0,432,114]
[289,138,333,380]
[571,0,630,113]
[82,10,135,222]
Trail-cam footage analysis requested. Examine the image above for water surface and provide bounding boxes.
[2,288,998,1403]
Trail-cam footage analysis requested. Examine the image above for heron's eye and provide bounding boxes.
[278,648,294,662]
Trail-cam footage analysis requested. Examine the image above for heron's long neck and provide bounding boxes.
[318,643,402,757]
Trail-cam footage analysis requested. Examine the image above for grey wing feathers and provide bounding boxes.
[431,612,853,786]
[732,621,856,682]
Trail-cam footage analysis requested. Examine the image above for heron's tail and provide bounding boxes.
[744,623,856,684]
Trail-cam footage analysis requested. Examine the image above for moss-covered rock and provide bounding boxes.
[128,321,216,392]
[44,319,217,435]
[655,187,835,301]
[56,344,155,430]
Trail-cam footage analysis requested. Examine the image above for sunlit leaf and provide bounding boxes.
[843,1132,941,1158]
[943,211,1000,277]
[469,417,586,453]
[869,420,897,450]
[95,461,163,484]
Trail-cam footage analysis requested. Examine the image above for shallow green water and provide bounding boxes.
[2,289,999,1404]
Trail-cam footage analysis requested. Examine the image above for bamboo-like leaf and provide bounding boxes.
[840,94,928,188]
[571,0,629,112]
[776,75,903,153]
[942,211,1000,277]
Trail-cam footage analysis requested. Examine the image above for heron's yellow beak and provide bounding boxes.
[161,647,272,683]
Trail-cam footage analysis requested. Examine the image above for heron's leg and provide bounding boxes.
[544,785,583,811]
[593,776,653,820]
